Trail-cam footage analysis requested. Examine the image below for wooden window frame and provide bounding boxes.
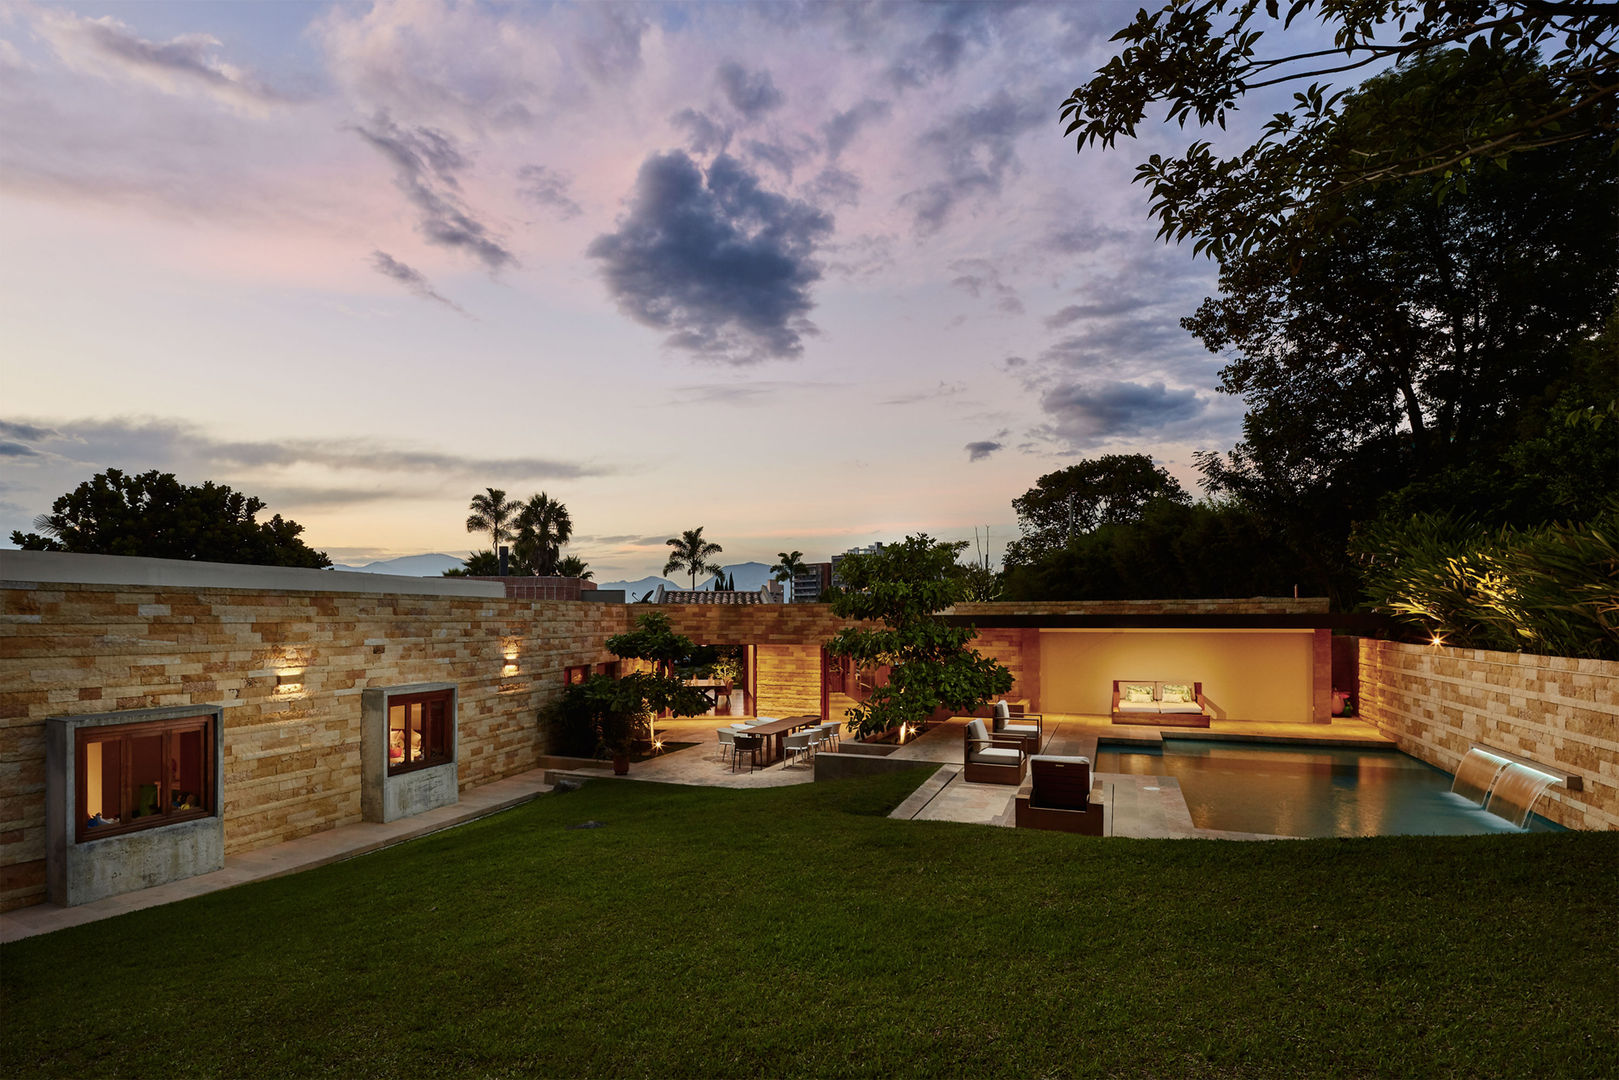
[74,715,215,844]
[386,688,454,776]
[563,664,592,686]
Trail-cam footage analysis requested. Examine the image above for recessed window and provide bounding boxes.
[75,715,214,843]
[564,664,592,686]
[387,689,453,775]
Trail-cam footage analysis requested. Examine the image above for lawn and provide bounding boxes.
[3,769,1616,1078]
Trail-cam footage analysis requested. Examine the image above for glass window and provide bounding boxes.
[386,690,453,775]
[76,716,214,842]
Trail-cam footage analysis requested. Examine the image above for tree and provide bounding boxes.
[554,554,593,580]
[1186,54,1618,596]
[1062,2,1618,260]
[1003,454,1190,567]
[465,488,519,555]
[663,527,724,590]
[826,535,1013,740]
[1001,498,1327,601]
[443,550,500,576]
[771,550,806,601]
[512,492,573,576]
[547,612,719,762]
[11,468,330,568]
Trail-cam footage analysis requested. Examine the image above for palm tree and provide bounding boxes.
[554,554,593,580]
[663,527,724,590]
[771,550,806,601]
[513,493,573,576]
[466,488,519,555]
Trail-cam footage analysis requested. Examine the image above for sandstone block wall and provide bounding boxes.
[754,644,823,716]
[1356,639,1618,830]
[1,580,629,910]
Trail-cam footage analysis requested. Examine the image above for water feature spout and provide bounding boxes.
[1451,748,1510,807]
[1484,763,1561,829]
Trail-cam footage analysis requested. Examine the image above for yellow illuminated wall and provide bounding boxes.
[1038,630,1315,722]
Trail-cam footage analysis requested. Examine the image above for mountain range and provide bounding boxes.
[330,555,777,601]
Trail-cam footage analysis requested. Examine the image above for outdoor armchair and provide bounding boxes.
[991,700,1042,755]
[1014,755,1104,835]
[962,718,1027,785]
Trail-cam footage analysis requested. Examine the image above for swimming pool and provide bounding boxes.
[1094,739,1562,838]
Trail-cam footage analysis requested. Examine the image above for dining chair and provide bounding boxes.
[732,732,763,772]
[782,731,814,769]
[716,727,736,765]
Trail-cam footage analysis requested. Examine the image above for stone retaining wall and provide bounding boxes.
[1356,639,1618,830]
[1,571,628,910]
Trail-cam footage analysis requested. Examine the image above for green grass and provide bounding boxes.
[3,769,1616,1078]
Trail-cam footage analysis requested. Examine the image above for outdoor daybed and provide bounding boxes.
[1111,680,1210,728]
[1014,755,1104,835]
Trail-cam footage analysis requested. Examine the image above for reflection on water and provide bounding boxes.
[1095,741,1560,838]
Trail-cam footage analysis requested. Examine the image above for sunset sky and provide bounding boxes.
[0,1,1336,580]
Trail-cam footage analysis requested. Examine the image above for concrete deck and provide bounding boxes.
[1,713,1393,941]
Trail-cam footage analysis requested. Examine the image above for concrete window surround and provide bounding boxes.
[362,684,460,823]
[45,706,226,907]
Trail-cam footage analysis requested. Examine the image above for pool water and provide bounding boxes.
[1094,739,1562,838]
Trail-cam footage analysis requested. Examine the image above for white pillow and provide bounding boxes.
[1124,684,1154,703]
[1161,684,1192,704]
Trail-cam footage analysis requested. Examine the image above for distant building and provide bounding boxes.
[791,562,832,604]
[831,543,884,589]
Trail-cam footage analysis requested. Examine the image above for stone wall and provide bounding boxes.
[1356,639,1618,831]
[1,562,630,910]
[754,644,823,716]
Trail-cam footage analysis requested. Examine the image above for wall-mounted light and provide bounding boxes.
[276,672,303,693]
[502,662,519,677]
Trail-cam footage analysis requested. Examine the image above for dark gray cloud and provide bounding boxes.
[744,139,799,181]
[1044,298,1151,329]
[1040,381,1206,447]
[671,109,731,155]
[672,381,822,404]
[881,382,965,407]
[965,440,1004,462]
[0,442,43,458]
[822,97,891,159]
[0,421,57,442]
[37,10,296,109]
[587,151,833,364]
[716,61,785,118]
[369,250,467,314]
[354,113,514,271]
[516,164,582,219]
[808,166,861,208]
[949,259,1024,315]
[576,5,649,83]
[904,90,1047,234]
[0,416,611,481]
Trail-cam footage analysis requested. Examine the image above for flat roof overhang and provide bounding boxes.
[944,613,1395,633]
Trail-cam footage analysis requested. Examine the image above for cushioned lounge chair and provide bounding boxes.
[991,700,1042,755]
[1014,755,1104,835]
[962,718,1026,785]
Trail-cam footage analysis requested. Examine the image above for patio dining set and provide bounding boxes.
[716,715,841,771]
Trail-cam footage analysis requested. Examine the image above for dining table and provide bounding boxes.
[742,714,823,766]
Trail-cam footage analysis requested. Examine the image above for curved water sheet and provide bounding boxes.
[1486,762,1560,829]
[1452,748,1511,807]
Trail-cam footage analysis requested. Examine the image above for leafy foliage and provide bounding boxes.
[553,554,592,580]
[11,469,329,568]
[1003,498,1326,601]
[663,526,724,589]
[827,535,1013,739]
[1352,503,1619,659]
[512,492,573,576]
[442,550,500,577]
[1004,454,1190,567]
[465,488,519,553]
[546,613,717,758]
[1061,1,1619,260]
